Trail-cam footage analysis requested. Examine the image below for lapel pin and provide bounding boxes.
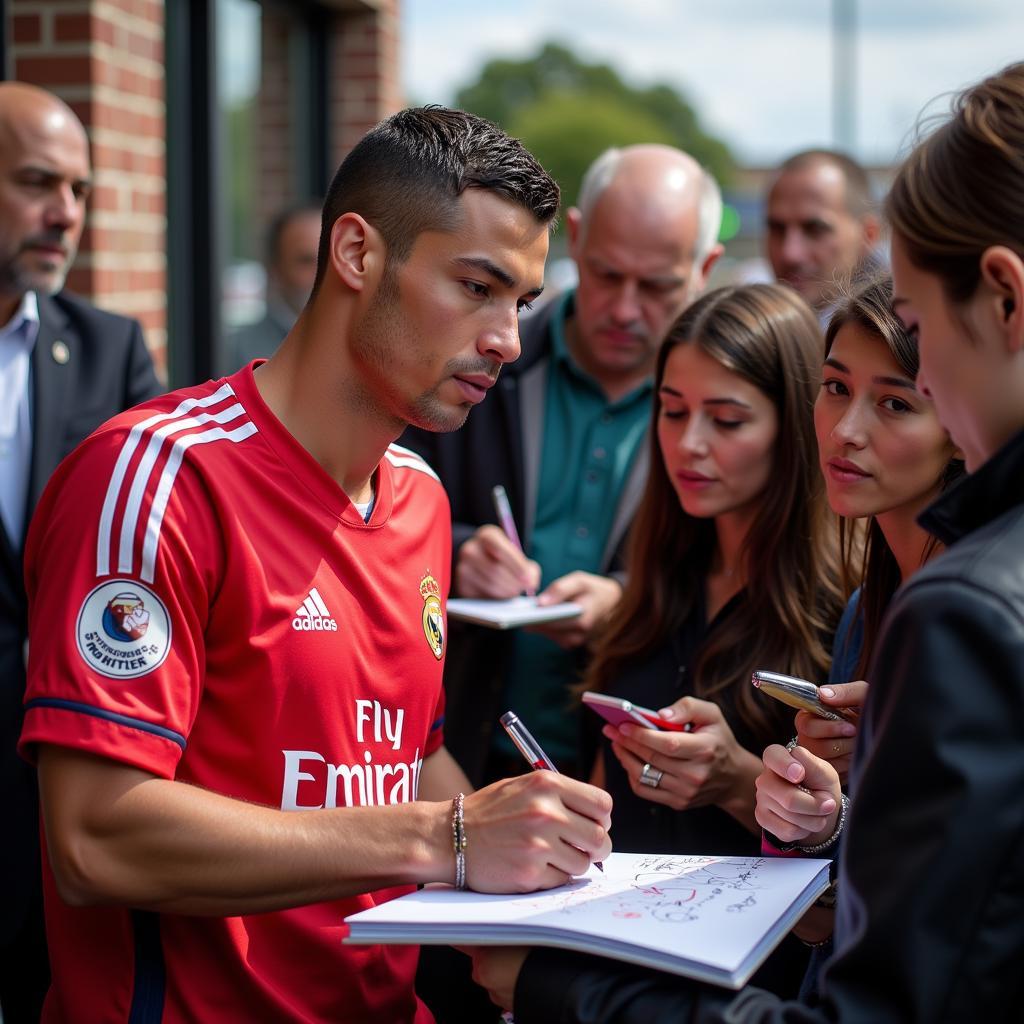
[52,340,70,364]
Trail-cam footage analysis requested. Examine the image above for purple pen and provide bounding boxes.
[500,710,604,872]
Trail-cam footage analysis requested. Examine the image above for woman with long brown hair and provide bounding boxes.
[584,282,843,858]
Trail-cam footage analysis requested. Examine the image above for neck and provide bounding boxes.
[563,313,653,403]
[253,301,398,503]
[0,290,24,328]
[712,508,756,581]
[875,497,940,583]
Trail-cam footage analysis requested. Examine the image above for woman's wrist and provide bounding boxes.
[722,749,763,832]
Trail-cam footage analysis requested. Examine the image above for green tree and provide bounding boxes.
[455,41,734,210]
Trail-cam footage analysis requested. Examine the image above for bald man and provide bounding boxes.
[765,150,881,316]
[402,145,723,785]
[0,82,160,1019]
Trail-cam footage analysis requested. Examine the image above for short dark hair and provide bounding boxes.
[776,148,874,219]
[313,106,560,292]
[266,202,322,267]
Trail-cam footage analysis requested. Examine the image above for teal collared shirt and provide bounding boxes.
[498,291,652,766]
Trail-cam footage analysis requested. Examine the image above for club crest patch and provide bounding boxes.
[419,573,444,660]
[76,580,171,679]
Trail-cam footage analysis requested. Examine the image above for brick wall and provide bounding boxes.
[6,0,168,379]
[330,0,402,167]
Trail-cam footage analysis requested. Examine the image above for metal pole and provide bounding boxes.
[832,0,856,152]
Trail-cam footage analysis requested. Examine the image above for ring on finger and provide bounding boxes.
[639,762,664,789]
[832,742,842,755]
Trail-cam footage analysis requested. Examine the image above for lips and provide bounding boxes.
[452,374,495,405]
[826,456,871,483]
[674,468,715,490]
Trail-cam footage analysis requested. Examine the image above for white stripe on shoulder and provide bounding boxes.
[96,383,237,576]
[117,402,247,574]
[385,445,439,482]
[140,420,259,582]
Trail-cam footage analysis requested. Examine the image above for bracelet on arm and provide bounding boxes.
[452,793,468,890]
[795,793,849,855]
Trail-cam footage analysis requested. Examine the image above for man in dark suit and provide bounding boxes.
[0,81,161,1021]
[402,145,724,787]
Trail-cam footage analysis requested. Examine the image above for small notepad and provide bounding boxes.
[446,596,582,630]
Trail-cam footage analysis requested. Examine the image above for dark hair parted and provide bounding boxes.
[886,62,1024,304]
[824,275,964,677]
[586,284,844,743]
[313,106,560,291]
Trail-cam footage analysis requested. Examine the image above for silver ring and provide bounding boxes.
[639,762,664,788]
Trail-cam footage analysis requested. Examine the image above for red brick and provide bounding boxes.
[16,55,95,87]
[12,13,42,44]
[54,12,93,44]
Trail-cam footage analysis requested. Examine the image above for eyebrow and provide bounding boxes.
[453,256,544,298]
[17,164,92,189]
[824,356,916,390]
[659,385,752,409]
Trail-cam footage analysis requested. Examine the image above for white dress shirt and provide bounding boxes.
[0,291,41,543]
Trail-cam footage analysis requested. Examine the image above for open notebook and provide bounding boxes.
[345,851,829,990]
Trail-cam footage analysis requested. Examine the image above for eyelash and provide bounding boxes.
[661,409,743,429]
[822,380,913,414]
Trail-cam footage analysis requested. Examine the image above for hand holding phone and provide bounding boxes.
[751,670,859,724]
[582,691,693,732]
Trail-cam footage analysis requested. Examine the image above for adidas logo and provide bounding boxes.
[292,587,338,632]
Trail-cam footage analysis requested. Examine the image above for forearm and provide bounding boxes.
[40,746,452,916]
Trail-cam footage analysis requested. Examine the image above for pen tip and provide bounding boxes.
[594,862,604,872]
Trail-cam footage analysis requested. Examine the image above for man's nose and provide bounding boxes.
[780,228,808,267]
[44,184,81,232]
[609,280,642,326]
[479,306,521,366]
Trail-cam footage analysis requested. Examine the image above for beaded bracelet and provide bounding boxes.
[796,793,849,855]
[452,792,467,890]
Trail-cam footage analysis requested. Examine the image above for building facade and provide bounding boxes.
[1,0,402,385]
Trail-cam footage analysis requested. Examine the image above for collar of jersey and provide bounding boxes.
[230,362,394,528]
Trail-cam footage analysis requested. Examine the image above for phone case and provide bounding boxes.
[581,692,691,731]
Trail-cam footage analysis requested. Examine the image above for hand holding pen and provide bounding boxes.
[501,710,605,872]
[452,487,540,599]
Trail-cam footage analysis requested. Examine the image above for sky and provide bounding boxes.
[402,0,1024,166]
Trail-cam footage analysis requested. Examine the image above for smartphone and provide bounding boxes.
[751,669,858,724]
[582,691,692,732]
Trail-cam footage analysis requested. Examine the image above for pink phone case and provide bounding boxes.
[582,692,691,732]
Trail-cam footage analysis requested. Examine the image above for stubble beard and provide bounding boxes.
[353,267,492,435]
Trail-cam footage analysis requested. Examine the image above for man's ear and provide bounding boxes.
[861,213,882,252]
[978,245,1024,353]
[327,212,384,293]
[697,243,725,290]
[565,207,583,261]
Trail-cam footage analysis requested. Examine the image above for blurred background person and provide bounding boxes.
[225,201,321,372]
[764,150,880,322]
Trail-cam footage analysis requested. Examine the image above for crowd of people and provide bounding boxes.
[0,57,1023,1024]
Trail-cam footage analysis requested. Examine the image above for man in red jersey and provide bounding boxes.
[18,107,612,1023]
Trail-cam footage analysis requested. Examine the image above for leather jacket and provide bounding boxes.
[514,427,1024,1023]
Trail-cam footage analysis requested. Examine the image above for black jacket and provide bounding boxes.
[513,426,1024,1022]
[400,294,648,783]
[1,291,161,947]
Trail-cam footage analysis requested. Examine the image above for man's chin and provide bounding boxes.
[407,402,472,434]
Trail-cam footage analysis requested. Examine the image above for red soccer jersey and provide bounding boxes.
[20,365,449,1023]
